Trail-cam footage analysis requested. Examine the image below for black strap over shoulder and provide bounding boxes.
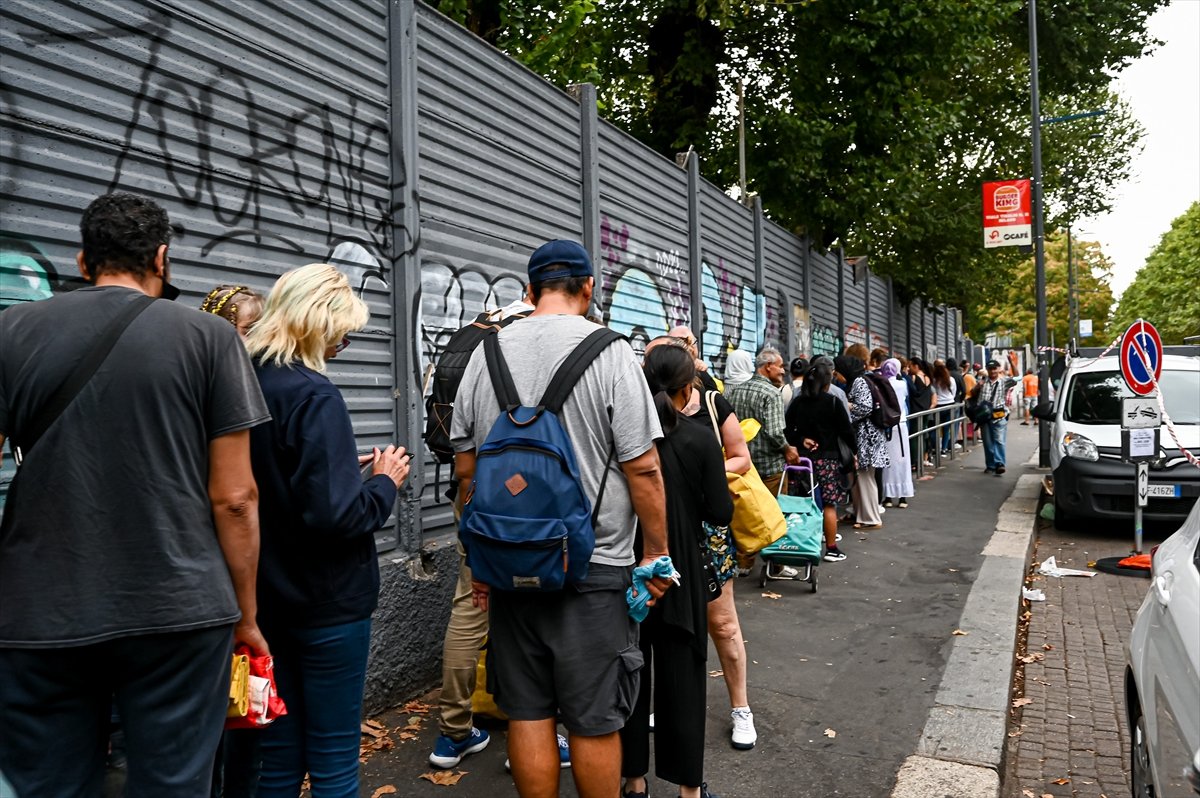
[13,292,155,463]
[483,331,521,412]
[540,328,626,414]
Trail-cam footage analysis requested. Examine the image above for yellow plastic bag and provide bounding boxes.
[739,417,761,443]
[470,638,507,720]
[727,464,787,555]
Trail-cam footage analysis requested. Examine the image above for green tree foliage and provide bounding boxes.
[1111,202,1200,345]
[969,230,1115,348]
[426,0,1164,316]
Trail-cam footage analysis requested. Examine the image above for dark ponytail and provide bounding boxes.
[642,345,696,434]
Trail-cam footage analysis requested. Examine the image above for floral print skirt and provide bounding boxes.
[814,455,849,507]
[702,522,739,585]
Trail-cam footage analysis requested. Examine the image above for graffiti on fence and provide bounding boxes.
[810,323,842,357]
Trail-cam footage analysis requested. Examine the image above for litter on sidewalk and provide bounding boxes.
[1022,587,1046,601]
[1037,556,1096,578]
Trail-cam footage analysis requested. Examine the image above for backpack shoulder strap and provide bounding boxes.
[482,332,521,412]
[539,328,626,414]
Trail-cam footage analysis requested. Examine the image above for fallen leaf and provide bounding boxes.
[398,731,418,741]
[1012,697,1033,707]
[952,629,969,636]
[823,728,837,738]
[761,591,782,600]
[404,700,432,715]
[1008,729,1024,738]
[1043,644,1054,650]
[421,770,468,786]
[371,787,398,798]
[708,669,724,677]
[1022,790,1035,798]
[948,568,959,572]
[1052,778,1070,785]
[361,722,387,739]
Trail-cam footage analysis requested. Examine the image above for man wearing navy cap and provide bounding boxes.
[977,359,1018,475]
[451,240,671,797]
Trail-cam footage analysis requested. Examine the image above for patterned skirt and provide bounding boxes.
[814,455,849,507]
[702,522,739,585]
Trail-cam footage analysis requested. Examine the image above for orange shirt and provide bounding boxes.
[1023,373,1038,398]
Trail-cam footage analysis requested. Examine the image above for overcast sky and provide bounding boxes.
[1077,0,1200,299]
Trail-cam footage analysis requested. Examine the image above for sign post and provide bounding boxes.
[982,180,1033,249]
[1119,320,1164,554]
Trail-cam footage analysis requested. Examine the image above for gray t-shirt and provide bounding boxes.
[450,314,662,566]
[0,286,270,647]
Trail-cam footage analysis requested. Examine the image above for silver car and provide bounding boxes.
[1126,498,1200,796]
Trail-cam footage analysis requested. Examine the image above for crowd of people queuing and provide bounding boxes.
[0,193,1023,798]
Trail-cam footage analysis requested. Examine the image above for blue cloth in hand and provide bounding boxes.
[626,556,679,622]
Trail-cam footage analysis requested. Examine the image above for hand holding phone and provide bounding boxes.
[364,445,412,489]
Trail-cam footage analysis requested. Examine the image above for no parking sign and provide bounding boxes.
[1119,320,1163,396]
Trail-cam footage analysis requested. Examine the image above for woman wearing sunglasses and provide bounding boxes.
[238,263,411,798]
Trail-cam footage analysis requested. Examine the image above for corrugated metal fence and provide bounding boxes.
[1,0,967,700]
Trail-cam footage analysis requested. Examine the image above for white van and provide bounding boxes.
[1037,348,1200,525]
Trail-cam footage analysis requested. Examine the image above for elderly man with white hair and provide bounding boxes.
[725,347,799,496]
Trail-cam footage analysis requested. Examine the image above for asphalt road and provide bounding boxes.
[358,424,1041,798]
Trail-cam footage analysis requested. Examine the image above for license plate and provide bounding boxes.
[1146,484,1181,498]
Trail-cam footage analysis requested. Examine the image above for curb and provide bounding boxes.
[891,471,1043,798]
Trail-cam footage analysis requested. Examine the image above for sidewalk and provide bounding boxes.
[1002,500,1166,797]
[350,426,1040,798]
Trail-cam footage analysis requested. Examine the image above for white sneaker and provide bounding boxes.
[731,707,757,750]
[648,712,655,732]
[767,563,799,579]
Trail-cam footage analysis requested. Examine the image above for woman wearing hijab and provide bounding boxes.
[723,349,755,387]
[878,358,914,509]
[834,354,889,529]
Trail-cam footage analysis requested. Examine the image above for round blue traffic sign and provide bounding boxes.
[1119,320,1163,396]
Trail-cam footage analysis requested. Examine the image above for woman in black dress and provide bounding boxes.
[621,345,732,798]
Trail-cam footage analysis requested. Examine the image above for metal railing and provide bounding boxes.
[905,402,977,478]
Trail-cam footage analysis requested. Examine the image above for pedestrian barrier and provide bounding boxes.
[906,403,971,479]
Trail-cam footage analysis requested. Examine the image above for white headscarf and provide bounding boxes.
[725,350,755,386]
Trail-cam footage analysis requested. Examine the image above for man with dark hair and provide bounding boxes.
[451,239,671,798]
[0,192,271,795]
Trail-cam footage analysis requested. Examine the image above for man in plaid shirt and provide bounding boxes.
[727,347,799,495]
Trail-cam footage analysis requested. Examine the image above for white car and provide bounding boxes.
[1126,498,1200,797]
[1037,349,1200,525]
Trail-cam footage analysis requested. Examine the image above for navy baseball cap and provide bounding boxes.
[527,240,593,283]
[986,359,1001,369]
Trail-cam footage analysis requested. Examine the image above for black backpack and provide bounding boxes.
[424,309,530,467]
[862,371,902,431]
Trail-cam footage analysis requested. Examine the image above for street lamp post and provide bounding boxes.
[1028,0,1050,466]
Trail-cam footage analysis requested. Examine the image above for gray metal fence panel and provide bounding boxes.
[842,260,867,350]
[807,249,841,355]
[762,223,804,356]
[596,121,690,356]
[869,273,891,351]
[698,182,758,377]
[413,5,584,540]
[0,0,398,550]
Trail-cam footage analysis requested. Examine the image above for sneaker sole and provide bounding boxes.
[732,739,756,750]
[429,737,489,769]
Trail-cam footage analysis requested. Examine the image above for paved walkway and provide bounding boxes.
[352,426,1041,798]
[1002,502,1166,798]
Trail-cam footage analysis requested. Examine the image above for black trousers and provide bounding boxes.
[620,610,706,787]
[0,624,233,798]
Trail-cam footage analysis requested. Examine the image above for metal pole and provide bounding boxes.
[1135,461,1147,554]
[1067,223,1076,348]
[1030,0,1051,467]
[737,79,747,206]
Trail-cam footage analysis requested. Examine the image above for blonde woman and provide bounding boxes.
[243,264,410,798]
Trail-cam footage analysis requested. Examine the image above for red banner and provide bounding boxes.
[982,179,1032,248]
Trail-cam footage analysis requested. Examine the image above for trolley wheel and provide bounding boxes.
[811,567,818,593]
[758,566,767,589]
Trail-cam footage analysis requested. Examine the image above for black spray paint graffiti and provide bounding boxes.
[16,9,401,290]
[418,258,525,380]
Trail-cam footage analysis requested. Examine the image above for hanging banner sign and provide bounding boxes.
[982,179,1032,248]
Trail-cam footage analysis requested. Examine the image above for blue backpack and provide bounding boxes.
[460,328,624,591]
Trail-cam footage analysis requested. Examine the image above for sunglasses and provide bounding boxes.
[335,336,351,353]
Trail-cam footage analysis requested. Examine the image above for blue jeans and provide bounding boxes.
[981,418,1008,470]
[0,625,233,798]
[257,618,372,798]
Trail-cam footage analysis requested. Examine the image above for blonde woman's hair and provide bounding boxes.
[246,263,369,372]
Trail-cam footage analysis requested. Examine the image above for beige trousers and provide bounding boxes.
[437,543,489,739]
[852,467,882,526]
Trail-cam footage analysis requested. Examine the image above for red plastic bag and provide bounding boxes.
[1117,553,1152,571]
[226,645,287,729]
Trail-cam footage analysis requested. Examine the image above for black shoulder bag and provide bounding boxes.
[11,294,155,466]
